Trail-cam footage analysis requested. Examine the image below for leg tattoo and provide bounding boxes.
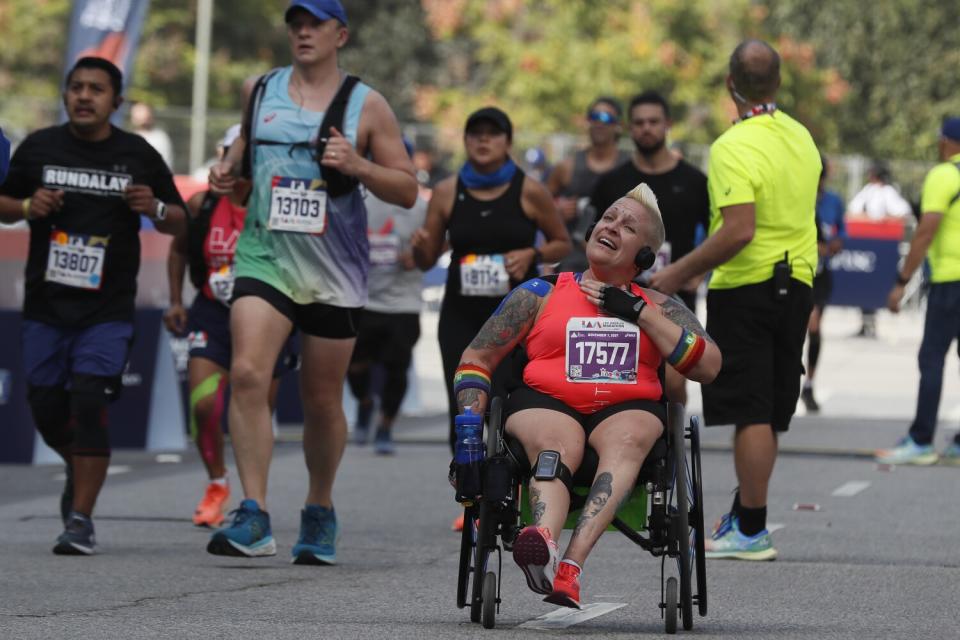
[530,483,546,525]
[573,472,613,537]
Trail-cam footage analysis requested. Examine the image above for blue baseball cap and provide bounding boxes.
[285,0,348,25]
[941,117,960,142]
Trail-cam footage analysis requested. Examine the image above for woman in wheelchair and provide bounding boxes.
[452,183,720,609]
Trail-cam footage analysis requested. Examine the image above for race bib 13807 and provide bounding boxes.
[45,231,108,290]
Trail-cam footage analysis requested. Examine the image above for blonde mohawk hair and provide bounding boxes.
[625,183,666,249]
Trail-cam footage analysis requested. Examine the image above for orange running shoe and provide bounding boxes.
[193,482,229,527]
[451,512,465,532]
[544,561,582,609]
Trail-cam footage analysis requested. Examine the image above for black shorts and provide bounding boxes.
[812,270,833,309]
[504,385,667,438]
[350,310,420,368]
[702,278,813,432]
[232,277,361,339]
[186,294,299,377]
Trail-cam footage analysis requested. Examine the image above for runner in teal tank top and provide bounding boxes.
[204,0,417,565]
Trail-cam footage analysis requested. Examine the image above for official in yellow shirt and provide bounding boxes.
[877,117,960,466]
[650,39,820,561]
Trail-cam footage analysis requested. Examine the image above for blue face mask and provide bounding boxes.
[0,128,9,186]
[459,157,517,189]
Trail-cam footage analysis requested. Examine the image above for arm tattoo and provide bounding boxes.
[530,484,546,525]
[573,472,613,537]
[660,296,715,343]
[468,288,540,350]
[456,388,482,411]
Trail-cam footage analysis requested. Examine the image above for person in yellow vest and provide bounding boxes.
[876,117,960,465]
[650,39,820,560]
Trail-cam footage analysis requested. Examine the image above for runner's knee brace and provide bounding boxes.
[27,385,72,450]
[70,374,118,457]
[531,450,573,493]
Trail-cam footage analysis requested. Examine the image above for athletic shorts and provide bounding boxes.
[350,310,420,368]
[702,278,813,432]
[232,277,361,339]
[812,270,833,309]
[22,320,133,387]
[186,294,299,377]
[504,384,666,438]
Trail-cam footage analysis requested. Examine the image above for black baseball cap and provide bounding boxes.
[464,107,513,141]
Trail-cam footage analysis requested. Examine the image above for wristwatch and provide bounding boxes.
[153,199,167,221]
[895,272,910,286]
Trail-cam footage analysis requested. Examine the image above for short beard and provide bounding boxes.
[633,137,665,158]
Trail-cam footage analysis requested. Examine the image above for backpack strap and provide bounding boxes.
[187,191,221,291]
[240,68,282,179]
[315,74,362,197]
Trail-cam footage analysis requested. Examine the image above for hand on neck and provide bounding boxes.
[584,265,634,288]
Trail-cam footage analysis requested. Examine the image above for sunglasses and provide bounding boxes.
[588,110,619,125]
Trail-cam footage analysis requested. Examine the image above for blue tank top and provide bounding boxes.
[235,66,372,307]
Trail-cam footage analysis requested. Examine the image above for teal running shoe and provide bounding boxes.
[207,499,276,557]
[704,512,777,561]
[53,512,95,556]
[875,436,938,466]
[940,442,960,466]
[292,504,338,565]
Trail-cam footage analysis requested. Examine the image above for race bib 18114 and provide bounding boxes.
[460,254,510,297]
[45,231,108,290]
[369,233,401,267]
[268,177,327,233]
[565,317,640,384]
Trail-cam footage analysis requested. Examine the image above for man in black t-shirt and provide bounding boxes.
[0,57,185,556]
[591,91,709,404]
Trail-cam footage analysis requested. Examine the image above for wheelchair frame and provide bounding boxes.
[455,396,707,633]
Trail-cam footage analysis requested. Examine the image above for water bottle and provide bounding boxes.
[454,407,485,503]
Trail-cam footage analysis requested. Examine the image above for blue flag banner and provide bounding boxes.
[64,0,151,91]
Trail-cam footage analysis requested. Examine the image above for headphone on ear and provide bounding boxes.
[584,223,656,272]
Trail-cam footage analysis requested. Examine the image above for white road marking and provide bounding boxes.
[519,602,627,630]
[155,453,182,464]
[106,465,131,476]
[767,522,785,534]
[831,481,871,497]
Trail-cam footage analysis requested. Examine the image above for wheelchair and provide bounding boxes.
[455,395,707,633]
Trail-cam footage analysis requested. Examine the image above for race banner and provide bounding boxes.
[63,0,151,91]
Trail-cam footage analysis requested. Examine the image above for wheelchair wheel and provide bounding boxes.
[487,396,503,456]
[664,576,678,634]
[457,507,474,609]
[670,407,693,631]
[481,571,497,629]
[470,501,493,623]
[689,416,708,616]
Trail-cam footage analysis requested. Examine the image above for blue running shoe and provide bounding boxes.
[704,512,777,561]
[875,436,938,465]
[53,512,95,556]
[374,429,395,455]
[292,504,337,565]
[207,499,276,557]
[940,442,960,466]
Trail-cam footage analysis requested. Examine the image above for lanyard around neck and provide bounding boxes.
[735,102,777,124]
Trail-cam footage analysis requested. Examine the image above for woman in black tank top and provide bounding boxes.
[411,107,570,457]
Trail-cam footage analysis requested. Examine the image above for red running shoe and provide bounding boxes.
[544,561,581,609]
[512,526,559,594]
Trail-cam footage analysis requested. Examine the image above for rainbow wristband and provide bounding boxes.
[453,363,492,397]
[667,329,706,375]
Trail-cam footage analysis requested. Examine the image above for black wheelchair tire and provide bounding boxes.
[665,576,678,634]
[481,571,497,629]
[487,396,503,456]
[457,507,473,609]
[470,501,492,623]
[670,407,693,631]
[690,417,708,617]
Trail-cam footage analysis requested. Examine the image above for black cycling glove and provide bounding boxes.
[599,285,647,324]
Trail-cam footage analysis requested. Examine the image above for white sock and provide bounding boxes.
[561,559,582,572]
[211,476,228,487]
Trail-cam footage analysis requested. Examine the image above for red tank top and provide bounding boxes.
[523,272,662,414]
[202,197,245,302]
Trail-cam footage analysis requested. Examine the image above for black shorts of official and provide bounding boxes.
[350,309,420,367]
[703,278,813,432]
[812,270,833,310]
[232,277,361,339]
[186,294,299,377]
[504,385,667,439]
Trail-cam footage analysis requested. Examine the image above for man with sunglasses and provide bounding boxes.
[590,91,709,405]
[547,97,629,273]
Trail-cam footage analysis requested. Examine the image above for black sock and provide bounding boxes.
[730,489,741,515]
[736,504,767,536]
